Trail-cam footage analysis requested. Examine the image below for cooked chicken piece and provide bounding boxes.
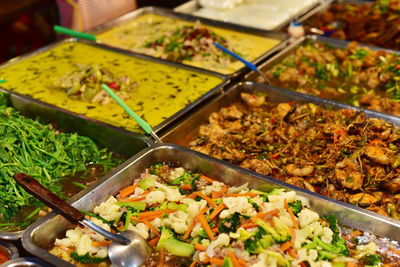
[348,193,379,207]
[285,164,314,177]
[240,92,265,107]
[240,159,272,175]
[365,146,391,165]
[384,178,400,193]
[335,158,364,190]
[286,177,316,192]
[276,103,292,120]
[220,105,243,120]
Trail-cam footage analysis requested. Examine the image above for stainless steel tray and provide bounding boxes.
[174,0,333,32]
[88,6,288,78]
[0,89,151,240]
[23,143,400,266]
[162,80,400,145]
[0,257,52,267]
[0,38,228,136]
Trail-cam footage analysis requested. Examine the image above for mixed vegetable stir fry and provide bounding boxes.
[50,164,399,266]
[0,92,120,231]
[303,0,400,50]
[266,40,400,115]
[189,92,400,219]
[142,21,238,66]
[53,64,137,104]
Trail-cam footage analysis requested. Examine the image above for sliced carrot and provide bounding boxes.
[189,258,199,267]
[349,229,362,239]
[196,191,217,208]
[148,237,160,247]
[181,184,192,190]
[211,226,219,233]
[211,191,219,199]
[142,218,160,237]
[200,174,215,183]
[346,263,357,267]
[280,227,296,251]
[157,246,164,267]
[131,216,141,222]
[194,243,207,251]
[287,248,297,258]
[186,192,198,199]
[209,258,224,266]
[237,258,247,267]
[239,222,258,229]
[149,186,155,192]
[257,208,280,219]
[390,247,400,255]
[300,262,307,267]
[284,199,299,230]
[139,209,177,219]
[202,255,210,264]
[197,213,215,240]
[227,250,240,267]
[226,192,258,198]
[209,202,226,220]
[183,217,198,240]
[219,186,228,197]
[91,240,111,247]
[119,184,139,199]
[119,195,146,202]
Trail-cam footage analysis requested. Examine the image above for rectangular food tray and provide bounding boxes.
[0,89,151,240]
[0,38,229,136]
[88,6,288,78]
[174,0,333,32]
[23,143,400,266]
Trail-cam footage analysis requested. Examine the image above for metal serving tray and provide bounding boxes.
[0,38,228,136]
[174,0,333,32]
[0,89,151,241]
[88,6,288,79]
[162,81,400,146]
[23,143,400,266]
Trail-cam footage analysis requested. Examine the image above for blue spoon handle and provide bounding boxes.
[213,42,257,71]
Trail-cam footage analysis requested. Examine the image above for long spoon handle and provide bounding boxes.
[101,84,162,143]
[13,173,129,244]
[53,25,97,41]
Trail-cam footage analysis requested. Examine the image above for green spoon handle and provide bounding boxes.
[101,84,153,134]
[53,25,97,41]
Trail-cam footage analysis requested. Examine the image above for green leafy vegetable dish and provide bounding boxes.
[0,92,122,232]
[50,164,400,266]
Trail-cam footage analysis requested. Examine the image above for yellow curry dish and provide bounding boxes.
[0,41,224,133]
[95,13,281,75]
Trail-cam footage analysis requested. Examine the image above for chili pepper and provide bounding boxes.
[272,153,280,159]
[107,81,120,90]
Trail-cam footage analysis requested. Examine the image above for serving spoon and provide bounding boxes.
[14,173,151,267]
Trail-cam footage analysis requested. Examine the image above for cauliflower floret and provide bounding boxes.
[55,229,83,247]
[268,191,296,209]
[93,196,123,222]
[96,248,108,258]
[200,181,225,196]
[162,211,189,234]
[220,197,256,218]
[168,167,185,180]
[205,233,230,258]
[145,190,166,205]
[152,217,162,229]
[293,248,319,267]
[128,222,149,240]
[184,198,207,219]
[251,196,264,207]
[298,208,320,228]
[133,187,145,196]
[190,222,202,238]
[76,234,99,256]
[250,251,268,267]
[227,183,248,194]
[294,221,321,250]
[279,210,295,228]
[87,218,111,242]
[355,242,378,259]
[321,227,334,244]
[154,182,183,202]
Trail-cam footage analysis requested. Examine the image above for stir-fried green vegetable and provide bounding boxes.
[0,92,121,230]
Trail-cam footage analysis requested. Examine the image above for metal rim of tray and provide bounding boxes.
[22,142,400,266]
[87,6,289,79]
[0,257,52,267]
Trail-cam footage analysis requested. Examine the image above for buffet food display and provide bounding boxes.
[303,0,400,50]
[175,0,322,31]
[2,2,400,267]
[258,38,400,116]
[0,40,225,133]
[93,8,283,75]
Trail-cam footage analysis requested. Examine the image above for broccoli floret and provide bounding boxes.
[364,254,381,266]
[218,213,241,233]
[70,251,107,264]
[319,215,349,258]
[288,200,303,216]
[260,188,285,202]
[156,227,176,250]
[255,217,291,244]
[244,227,265,254]
[322,215,339,234]
[148,163,163,175]
[304,236,349,257]
[139,176,156,190]
[169,172,193,186]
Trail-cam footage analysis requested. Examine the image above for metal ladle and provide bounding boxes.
[14,173,151,267]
